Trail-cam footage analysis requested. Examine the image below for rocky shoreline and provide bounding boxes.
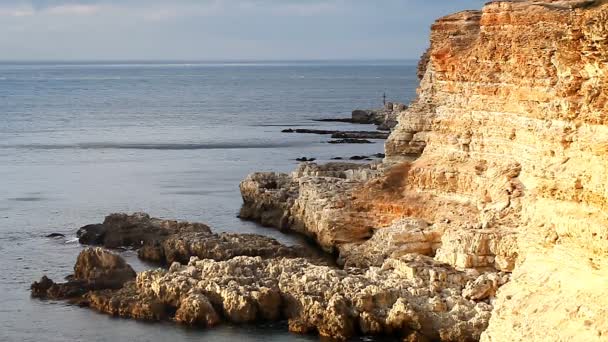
[31,0,608,341]
[33,213,500,341]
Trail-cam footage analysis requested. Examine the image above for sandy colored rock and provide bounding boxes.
[240,1,608,340]
[31,248,136,300]
[126,254,491,340]
[74,247,136,289]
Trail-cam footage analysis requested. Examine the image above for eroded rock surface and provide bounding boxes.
[31,247,136,299]
[33,245,498,341]
[240,1,608,340]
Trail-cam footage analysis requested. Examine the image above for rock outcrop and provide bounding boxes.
[78,213,311,265]
[351,102,406,130]
[240,1,608,341]
[33,243,498,341]
[32,247,136,300]
[317,102,407,130]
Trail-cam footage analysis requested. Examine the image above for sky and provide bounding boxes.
[0,0,488,61]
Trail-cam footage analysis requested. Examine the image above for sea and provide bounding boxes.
[0,60,418,342]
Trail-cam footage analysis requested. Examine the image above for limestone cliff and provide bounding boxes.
[241,1,608,340]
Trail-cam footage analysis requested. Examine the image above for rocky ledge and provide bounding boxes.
[32,213,503,341]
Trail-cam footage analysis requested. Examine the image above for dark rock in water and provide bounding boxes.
[77,224,106,245]
[331,157,343,160]
[282,128,388,139]
[77,212,211,249]
[328,139,373,144]
[296,157,316,162]
[351,102,406,130]
[351,109,375,123]
[349,155,369,161]
[46,233,65,238]
[74,212,312,266]
[373,153,386,158]
[330,131,389,139]
[31,275,89,300]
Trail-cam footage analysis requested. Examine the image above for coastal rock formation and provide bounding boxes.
[31,247,136,299]
[316,102,407,130]
[33,243,498,341]
[78,213,312,265]
[77,212,211,248]
[241,1,608,341]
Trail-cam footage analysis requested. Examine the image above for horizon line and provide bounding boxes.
[0,58,419,64]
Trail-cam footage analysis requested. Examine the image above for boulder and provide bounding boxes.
[74,247,136,289]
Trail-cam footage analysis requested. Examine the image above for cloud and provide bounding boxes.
[0,0,489,60]
[46,4,101,15]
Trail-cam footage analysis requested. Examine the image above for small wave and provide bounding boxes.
[6,141,306,151]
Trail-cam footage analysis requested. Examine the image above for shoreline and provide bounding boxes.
[33,213,495,341]
[28,0,608,341]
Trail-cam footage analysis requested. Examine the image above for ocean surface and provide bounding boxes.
[0,61,418,342]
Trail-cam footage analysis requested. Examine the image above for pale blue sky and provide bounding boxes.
[0,0,487,61]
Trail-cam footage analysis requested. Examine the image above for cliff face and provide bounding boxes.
[240,0,608,340]
[385,1,608,340]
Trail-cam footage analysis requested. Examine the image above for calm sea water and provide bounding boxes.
[0,61,417,342]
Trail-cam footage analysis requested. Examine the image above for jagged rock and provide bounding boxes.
[174,293,221,326]
[33,212,496,341]
[75,213,307,266]
[31,276,88,300]
[87,282,168,321]
[42,253,491,341]
[31,248,135,299]
[74,247,136,289]
[139,231,310,265]
[239,162,382,254]
[462,273,509,302]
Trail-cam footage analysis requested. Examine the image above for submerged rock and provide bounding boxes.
[328,139,373,144]
[281,128,389,139]
[45,233,65,238]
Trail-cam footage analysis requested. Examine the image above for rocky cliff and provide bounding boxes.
[241,1,608,340]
